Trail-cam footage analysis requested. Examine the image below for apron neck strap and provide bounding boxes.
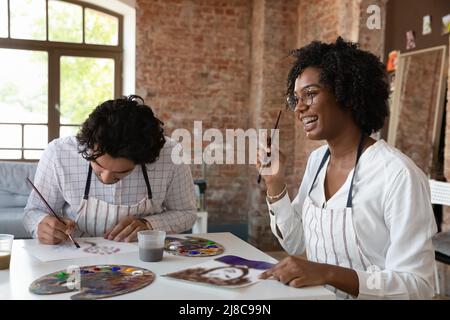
[308,133,366,208]
[346,133,366,208]
[83,163,153,200]
[141,164,152,199]
[308,149,330,196]
[84,164,93,200]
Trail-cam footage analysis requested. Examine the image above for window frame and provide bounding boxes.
[0,0,123,161]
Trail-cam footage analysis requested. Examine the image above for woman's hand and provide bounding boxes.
[259,255,329,288]
[256,133,287,198]
[105,217,149,242]
[259,255,360,297]
[37,215,76,245]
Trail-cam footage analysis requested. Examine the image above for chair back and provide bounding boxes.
[429,179,450,206]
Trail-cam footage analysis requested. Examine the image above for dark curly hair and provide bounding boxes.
[286,36,389,135]
[76,95,166,164]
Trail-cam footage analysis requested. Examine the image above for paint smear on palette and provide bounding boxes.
[164,236,224,257]
[29,265,155,300]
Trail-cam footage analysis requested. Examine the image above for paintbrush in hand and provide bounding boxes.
[26,177,80,248]
[257,110,282,184]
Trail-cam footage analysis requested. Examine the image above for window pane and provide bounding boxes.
[0,49,47,123]
[0,0,8,38]
[60,56,114,125]
[60,125,79,138]
[24,125,47,148]
[85,8,118,46]
[0,150,21,159]
[10,0,46,40]
[0,125,21,148]
[24,150,43,159]
[48,0,82,43]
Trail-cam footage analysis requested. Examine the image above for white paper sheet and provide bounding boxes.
[24,237,138,262]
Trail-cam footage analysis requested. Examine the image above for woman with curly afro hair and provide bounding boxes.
[24,95,197,245]
[258,37,437,299]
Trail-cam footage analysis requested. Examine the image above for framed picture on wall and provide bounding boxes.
[387,45,448,177]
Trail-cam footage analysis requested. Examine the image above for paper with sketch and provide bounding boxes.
[163,255,275,289]
[24,237,138,262]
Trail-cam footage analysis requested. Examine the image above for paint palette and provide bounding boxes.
[164,236,224,257]
[29,265,155,300]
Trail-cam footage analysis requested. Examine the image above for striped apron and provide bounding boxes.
[302,135,374,299]
[74,164,158,237]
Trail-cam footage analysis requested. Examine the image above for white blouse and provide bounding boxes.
[267,139,438,299]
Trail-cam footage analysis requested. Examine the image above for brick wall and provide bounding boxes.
[358,0,387,60]
[136,0,252,229]
[247,0,298,249]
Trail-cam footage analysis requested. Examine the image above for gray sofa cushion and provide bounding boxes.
[0,161,37,239]
[0,190,29,208]
[0,207,29,239]
[0,161,37,195]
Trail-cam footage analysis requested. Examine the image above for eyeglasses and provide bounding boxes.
[286,88,317,111]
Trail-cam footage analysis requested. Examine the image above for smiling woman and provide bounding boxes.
[258,37,438,300]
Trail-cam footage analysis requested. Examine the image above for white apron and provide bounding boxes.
[302,135,374,299]
[74,164,159,237]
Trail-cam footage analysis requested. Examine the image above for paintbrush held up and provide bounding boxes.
[257,110,282,184]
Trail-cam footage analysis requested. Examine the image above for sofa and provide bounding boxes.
[0,161,37,239]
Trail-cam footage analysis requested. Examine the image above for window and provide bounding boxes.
[0,0,123,160]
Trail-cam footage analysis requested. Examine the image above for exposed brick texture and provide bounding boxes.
[247,0,298,250]
[358,0,387,60]
[136,0,252,230]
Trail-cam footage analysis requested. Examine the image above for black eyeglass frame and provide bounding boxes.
[286,87,318,111]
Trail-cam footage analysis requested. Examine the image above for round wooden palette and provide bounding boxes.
[29,265,155,300]
[164,236,224,257]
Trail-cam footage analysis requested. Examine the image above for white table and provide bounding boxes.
[0,232,335,300]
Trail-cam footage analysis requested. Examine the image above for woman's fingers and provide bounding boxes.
[289,277,306,288]
[259,268,274,279]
